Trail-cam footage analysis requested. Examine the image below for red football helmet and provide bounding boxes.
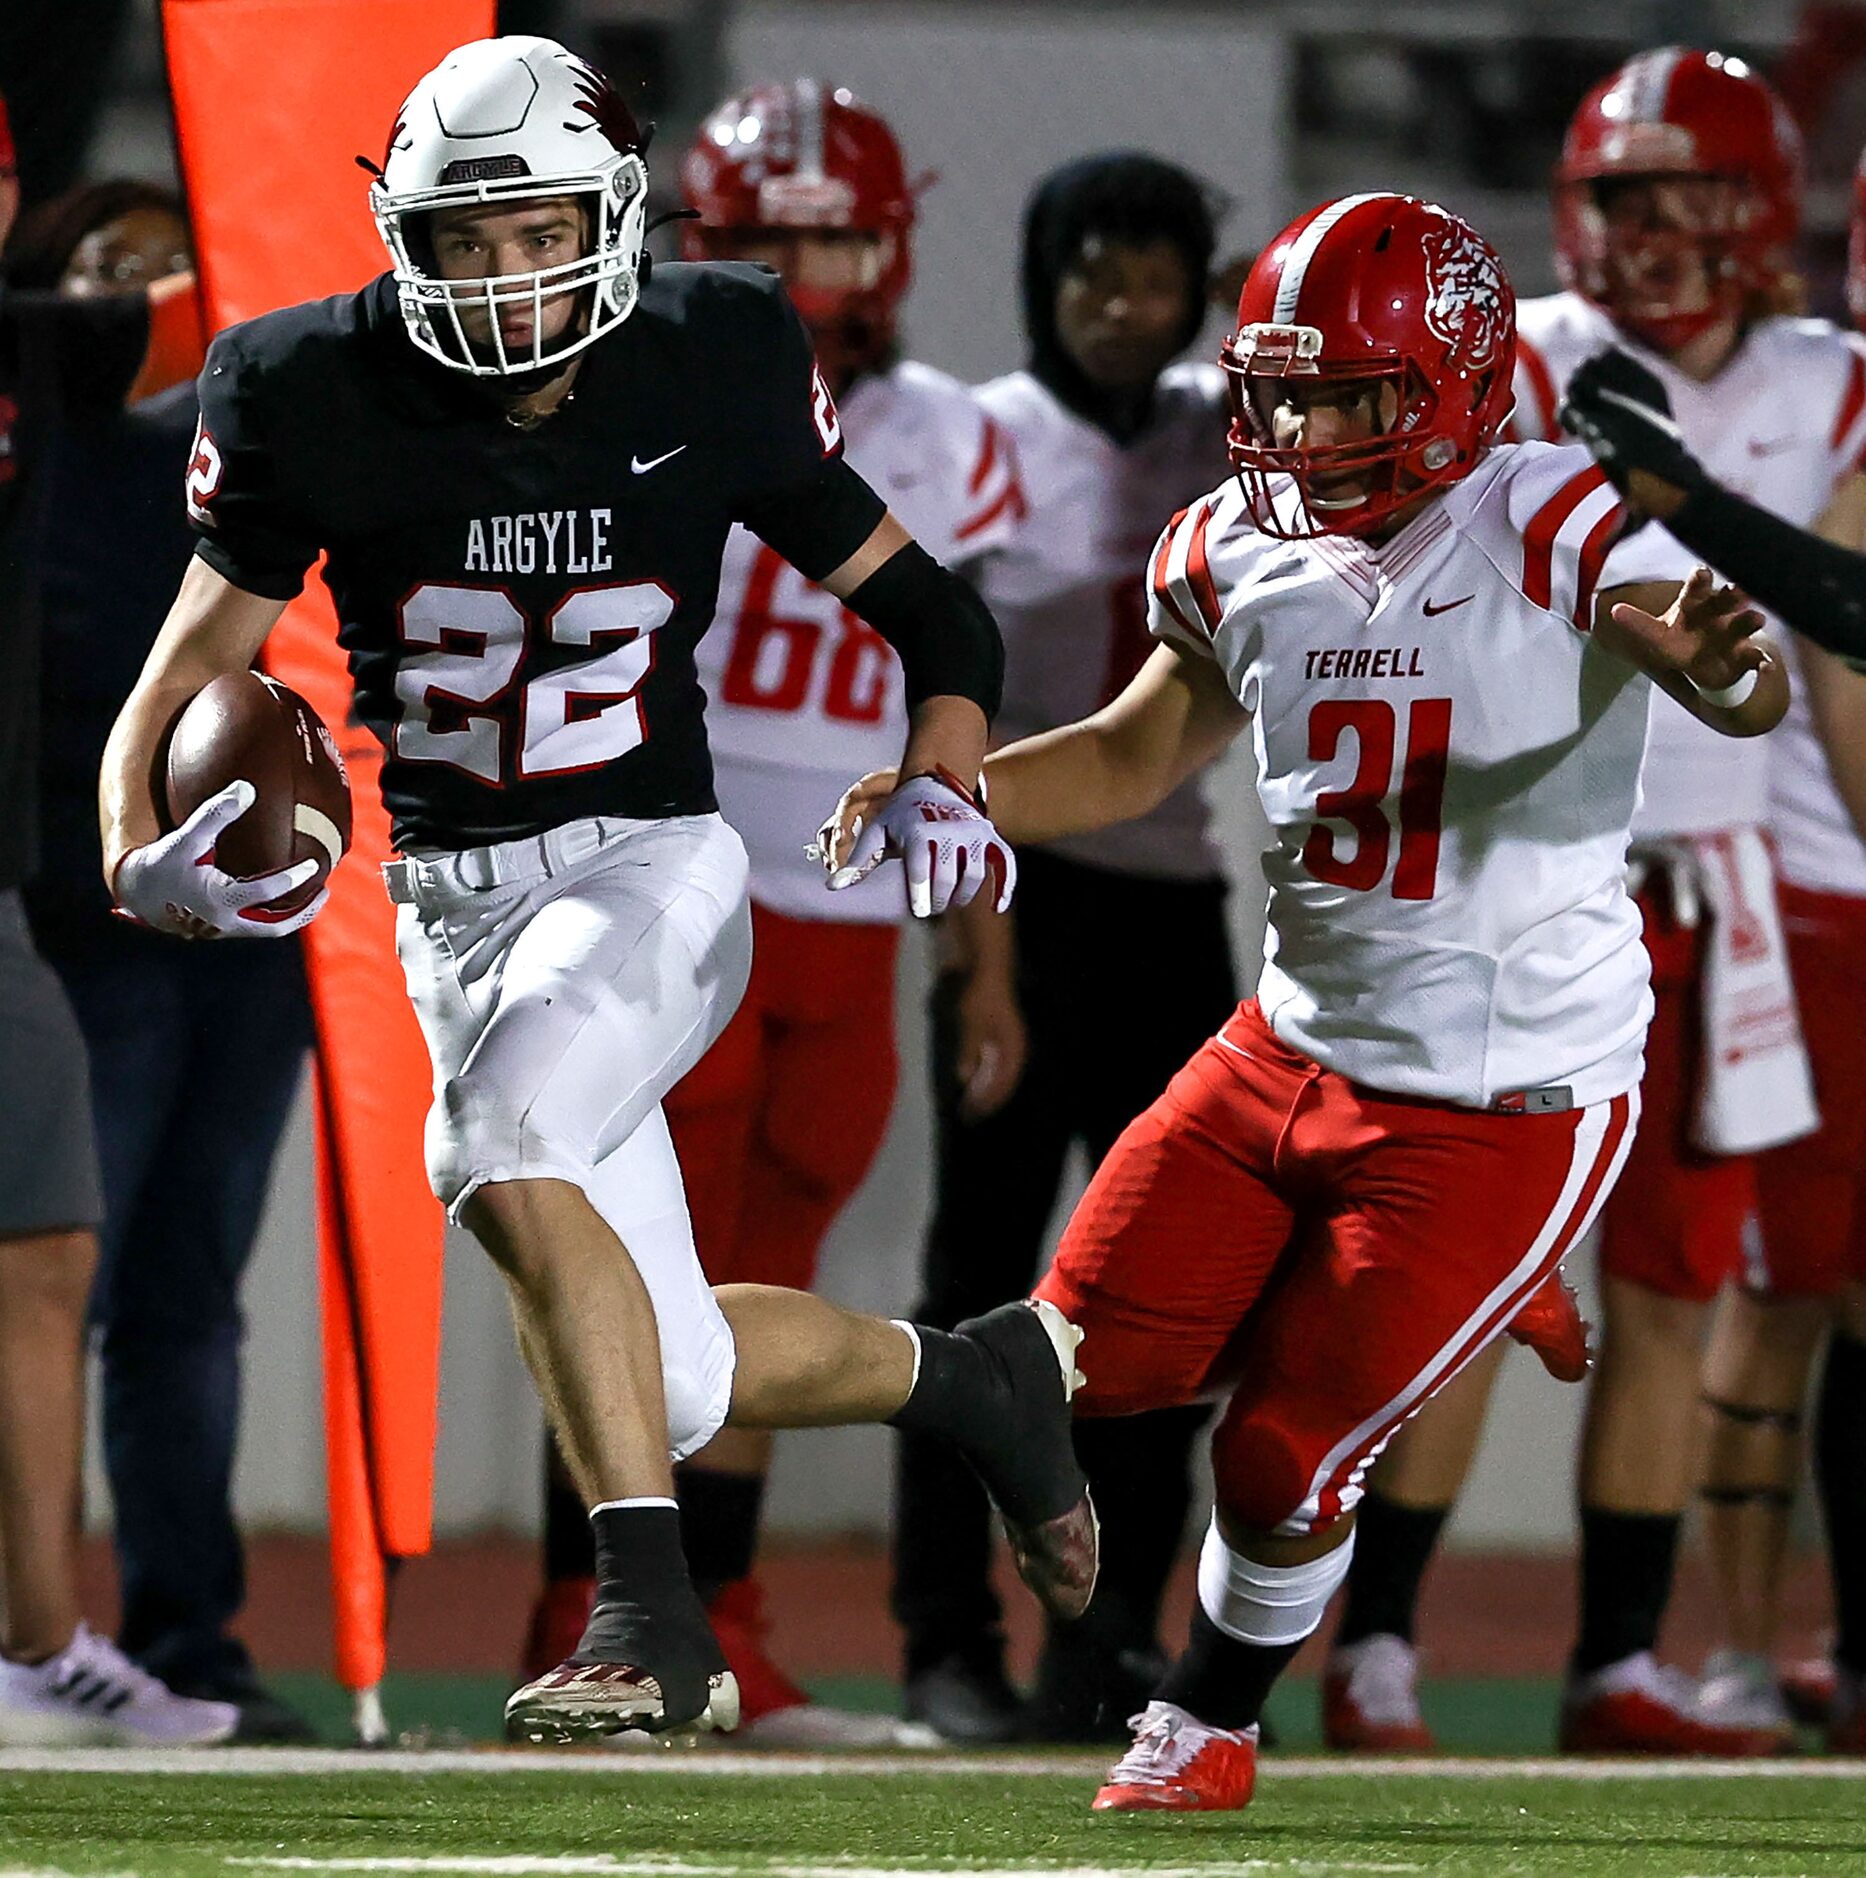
[680,81,919,380]
[1555,48,1802,351]
[1222,194,1516,541]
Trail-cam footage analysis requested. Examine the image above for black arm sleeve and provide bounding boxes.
[1665,483,1866,667]
[738,455,887,582]
[841,540,1004,717]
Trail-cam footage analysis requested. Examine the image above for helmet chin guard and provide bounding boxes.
[370,36,651,378]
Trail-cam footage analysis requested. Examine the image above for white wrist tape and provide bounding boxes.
[1687,666,1760,709]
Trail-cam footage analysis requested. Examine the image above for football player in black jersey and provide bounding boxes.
[97,35,1095,1743]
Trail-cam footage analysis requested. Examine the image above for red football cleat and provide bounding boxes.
[1506,1270,1592,1383]
[1092,1701,1258,1812]
[1560,1652,1780,1755]
[1323,1634,1436,1753]
[520,1574,595,1683]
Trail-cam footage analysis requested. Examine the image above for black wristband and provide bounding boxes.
[1665,483,1866,668]
[843,542,1005,716]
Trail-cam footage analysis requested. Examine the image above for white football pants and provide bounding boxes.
[389,811,752,1459]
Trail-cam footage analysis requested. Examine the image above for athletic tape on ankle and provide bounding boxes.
[1197,1516,1357,1647]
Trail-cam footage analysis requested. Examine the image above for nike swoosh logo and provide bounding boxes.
[1422,594,1474,617]
[1747,436,1800,458]
[631,445,688,475]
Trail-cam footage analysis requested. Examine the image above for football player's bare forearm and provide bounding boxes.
[984,643,1241,841]
[99,558,285,885]
[983,720,1179,843]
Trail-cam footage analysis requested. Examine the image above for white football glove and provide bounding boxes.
[114,780,326,939]
[828,768,1016,919]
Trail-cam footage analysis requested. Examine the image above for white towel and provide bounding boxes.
[1637,829,1818,1156]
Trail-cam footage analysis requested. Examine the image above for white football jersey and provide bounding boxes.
[975,363,1232,880]
[1514,292,1866,854]
[1149,441,1700,1109]
[698,360,1025,922]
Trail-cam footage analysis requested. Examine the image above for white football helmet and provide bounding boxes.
[370,36,650,377]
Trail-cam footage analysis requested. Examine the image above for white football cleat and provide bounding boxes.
[0,1624,238,1746]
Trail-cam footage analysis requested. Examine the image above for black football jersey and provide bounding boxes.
[188,263,863,850]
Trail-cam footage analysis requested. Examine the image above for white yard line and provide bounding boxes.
[225,1862,1425,1876]
[0,1747,1863,1779]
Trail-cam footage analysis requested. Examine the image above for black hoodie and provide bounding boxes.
[1020,151,1217,446]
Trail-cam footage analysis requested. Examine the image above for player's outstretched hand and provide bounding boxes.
[113,780,326,940]
[1558,346,1711,519]
[1610,566,1768,696]
[816,767,1016,919]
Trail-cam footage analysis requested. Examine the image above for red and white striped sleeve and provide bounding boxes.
[1147,496,1225,657]
[951,413,1027,556]
[1500,443,1699,631]
[1829,336,1866,479]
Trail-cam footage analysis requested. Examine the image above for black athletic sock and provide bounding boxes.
[543,1438,595,1582]
[1333,1491,1449,1648]
[583,1502,720,1658]
[1571,1507,1681,1674]
[1154,1606,1300,1732]
[887,1312,1079,1525]
[676,1466,767,1604]
[1817,1332,1866,1676]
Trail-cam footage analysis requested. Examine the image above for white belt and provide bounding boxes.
[383,815,640,905]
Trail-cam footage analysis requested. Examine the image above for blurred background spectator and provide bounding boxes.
[9,178,315,1742]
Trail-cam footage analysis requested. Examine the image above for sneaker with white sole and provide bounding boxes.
[0,1624,238,1747]
[1696,1649,1796,1755]
[1561,1650,1772,1756]
[1323,1633,1436,1752]
[1092,1700,1258,1812]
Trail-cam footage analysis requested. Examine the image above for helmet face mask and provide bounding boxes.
[1230,359,1422,533]
[698,225,896,334]
[1221,196,1514,543]
[371,37,651,379]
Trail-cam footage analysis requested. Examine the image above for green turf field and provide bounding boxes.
[3,1755,1866,1878]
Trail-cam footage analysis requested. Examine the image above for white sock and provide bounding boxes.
[1197,1514,1356,1647]
[589,1496,679,1515]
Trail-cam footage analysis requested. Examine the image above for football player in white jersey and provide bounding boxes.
[1328,50,1852,1758]
[892,152,1236,1746]
[518,80,1027,1746]
[827,188,1783,1813]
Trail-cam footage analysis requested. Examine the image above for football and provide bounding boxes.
[163,671,353,917]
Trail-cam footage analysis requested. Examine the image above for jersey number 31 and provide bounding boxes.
[1304,697,1452,902]
[392,580,674,783]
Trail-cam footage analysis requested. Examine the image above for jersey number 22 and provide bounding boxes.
[393,580,674,783]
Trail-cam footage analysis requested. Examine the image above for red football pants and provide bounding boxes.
[664,903,900,1291]
[1595,888,1756,1303]
[1035,1002,1636,1537]
[1752,883,1866,1297]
